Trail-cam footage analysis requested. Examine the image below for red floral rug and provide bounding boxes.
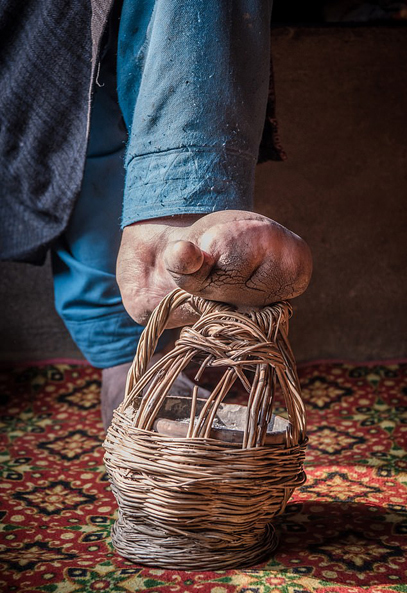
[0,362,406,593]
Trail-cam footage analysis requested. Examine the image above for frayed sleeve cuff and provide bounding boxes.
[121,147,256,228]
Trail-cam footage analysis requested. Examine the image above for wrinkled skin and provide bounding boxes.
[117,210,312,328]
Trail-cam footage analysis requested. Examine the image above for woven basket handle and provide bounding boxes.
[123,288,306,447]
[124,289,229,397]
[124,289,188,393]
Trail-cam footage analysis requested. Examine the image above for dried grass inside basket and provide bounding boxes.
[103,288,307,570]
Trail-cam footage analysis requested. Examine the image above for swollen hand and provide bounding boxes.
[117,210,312,327]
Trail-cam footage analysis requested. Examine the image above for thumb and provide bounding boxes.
[163,240,215,293]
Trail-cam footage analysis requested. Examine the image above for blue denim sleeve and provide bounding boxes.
[117,0,273,228]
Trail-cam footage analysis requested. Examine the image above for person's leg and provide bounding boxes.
[51,36,140,369]
[51,36,206,429]
[51,37,147,427]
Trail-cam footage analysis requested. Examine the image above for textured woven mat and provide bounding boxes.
[0,362,406,592]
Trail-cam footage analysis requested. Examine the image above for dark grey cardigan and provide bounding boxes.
[0,0,283,264]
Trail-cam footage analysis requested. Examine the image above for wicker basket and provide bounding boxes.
[104,288,307,570]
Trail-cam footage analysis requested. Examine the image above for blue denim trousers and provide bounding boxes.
[51,0,272,367]
[51,46,144,368]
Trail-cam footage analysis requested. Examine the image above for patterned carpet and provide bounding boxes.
[0,361,406,592]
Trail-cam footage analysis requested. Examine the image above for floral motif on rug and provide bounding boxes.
[0,362,406,592]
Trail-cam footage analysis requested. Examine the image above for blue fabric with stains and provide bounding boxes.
[118,0,273,226]
[51,0,273,367]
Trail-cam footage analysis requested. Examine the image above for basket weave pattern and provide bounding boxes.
[104,289,307,569]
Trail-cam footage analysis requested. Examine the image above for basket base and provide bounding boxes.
[111,518,279,570]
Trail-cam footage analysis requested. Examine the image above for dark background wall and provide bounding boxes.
[256,26,407,361]
[1,26,406,363]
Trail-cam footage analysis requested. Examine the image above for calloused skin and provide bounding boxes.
[117,210,313,328]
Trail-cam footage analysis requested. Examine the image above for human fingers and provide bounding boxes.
[163,240,216,294]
